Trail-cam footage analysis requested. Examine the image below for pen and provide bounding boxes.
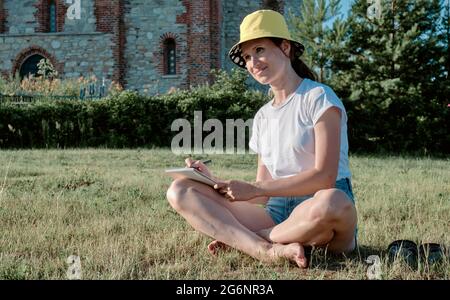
[187,155,211,165]
[190,159,211,171]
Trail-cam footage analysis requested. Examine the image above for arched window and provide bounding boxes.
[19,54,45,79]
[49,0,57,32]
[164,39,176,75]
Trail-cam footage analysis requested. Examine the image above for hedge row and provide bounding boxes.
[0,68,448,154]
[0,87,268,149]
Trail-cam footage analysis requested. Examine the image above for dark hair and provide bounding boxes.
[269,37,317,81]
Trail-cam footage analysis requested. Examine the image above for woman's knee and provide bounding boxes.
[310,188,354,223]
[166,178,195,211]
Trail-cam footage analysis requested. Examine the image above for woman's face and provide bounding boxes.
[240,38,291,85]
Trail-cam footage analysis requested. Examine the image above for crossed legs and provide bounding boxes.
[258,189,358,253]
[166,178,357,268]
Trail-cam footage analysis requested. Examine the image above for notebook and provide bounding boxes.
[165,167,217,187]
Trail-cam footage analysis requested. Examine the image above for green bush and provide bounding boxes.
[1,66,447,154]
[0,69,269,149]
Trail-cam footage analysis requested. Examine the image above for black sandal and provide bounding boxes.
[387,239,418,268]
[419,243,446,265]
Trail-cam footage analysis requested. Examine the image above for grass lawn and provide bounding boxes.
[0,149,448,279]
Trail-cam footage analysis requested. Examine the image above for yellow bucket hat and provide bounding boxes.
[229,9,305,68]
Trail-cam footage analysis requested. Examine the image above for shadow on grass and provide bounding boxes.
[355,244,386,261]
[305,244,385,272]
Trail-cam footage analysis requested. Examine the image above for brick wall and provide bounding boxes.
[210,0,221,73]
[11,45,63,75]
[34,0,68,33]
[0,0,301,92]
[94,0,126,87]
[181,0,221,87]
[94,0,114,33]
[0,0,116,82]
[0,0,7,33]
[1,31,115,80]
[124,0,188,93]
[64,0,97,33]
[117,0,126,87]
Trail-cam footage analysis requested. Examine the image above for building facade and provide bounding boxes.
[0,0,301,94]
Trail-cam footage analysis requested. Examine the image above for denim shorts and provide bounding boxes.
[265,178,356,225]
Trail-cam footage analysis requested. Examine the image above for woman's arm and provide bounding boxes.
[214,106,342,202]
[254,107,341,197]
[247,155,272,204]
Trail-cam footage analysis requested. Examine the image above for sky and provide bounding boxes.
[321,0,353,28]
[334,0,449,22]
[340,0,353,18]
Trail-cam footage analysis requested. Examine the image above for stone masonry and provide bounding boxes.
[0,0,303,94]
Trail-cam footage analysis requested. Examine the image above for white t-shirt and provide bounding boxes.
[249,78,352,180]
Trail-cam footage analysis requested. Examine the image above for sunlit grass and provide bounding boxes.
[0,149,448,279]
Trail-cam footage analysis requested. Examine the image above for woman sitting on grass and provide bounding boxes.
[166,9,357,268]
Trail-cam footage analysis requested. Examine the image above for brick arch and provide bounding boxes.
[12,46,63,78]
[158,33,181,75]
[160,32,180,42]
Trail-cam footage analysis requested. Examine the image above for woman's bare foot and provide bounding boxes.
[208,240,307,268]
[207,240,229,256]
[266,242,308,268]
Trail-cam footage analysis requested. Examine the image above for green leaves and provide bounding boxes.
[0,69,269,149]
[37,59,58,80]
[328,0,449,154]
[288,0,345,82]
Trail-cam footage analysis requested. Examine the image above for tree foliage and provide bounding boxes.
[290,0,449,154]
[0,69,268,149]
[289,0,345,82]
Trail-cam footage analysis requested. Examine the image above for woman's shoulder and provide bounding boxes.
[295,79,343,111]
[299,79,337,99]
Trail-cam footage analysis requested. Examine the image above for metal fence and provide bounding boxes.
[0,83,108,104]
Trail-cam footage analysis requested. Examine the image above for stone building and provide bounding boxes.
[0,0,301,94]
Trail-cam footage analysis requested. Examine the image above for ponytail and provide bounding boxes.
[269,37,317,81]
[291,56,317,81]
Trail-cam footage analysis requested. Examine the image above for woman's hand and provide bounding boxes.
[185,157,213,178]
[214,180,262,202]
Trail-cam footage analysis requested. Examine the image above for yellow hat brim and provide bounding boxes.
[228,37,305,68]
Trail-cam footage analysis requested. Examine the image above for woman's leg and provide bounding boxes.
[166,178,308,267]
[258,188,357,253]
